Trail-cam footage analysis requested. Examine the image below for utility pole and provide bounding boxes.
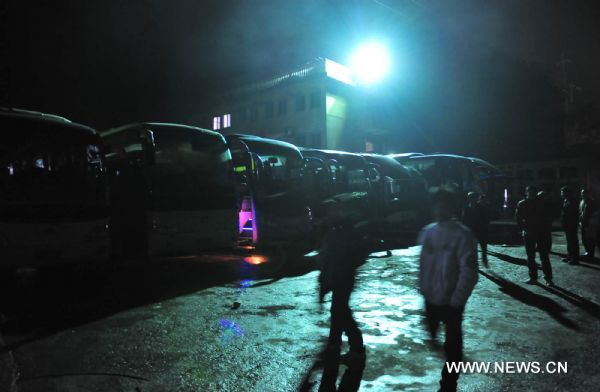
[0,0,8,105]
[557,53,583,148]
[557,52,581,117]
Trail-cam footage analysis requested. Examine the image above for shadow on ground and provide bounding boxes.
[539,284,600,321]
[298,346,366,392]
[479,270,579,331]
[487,251,528,266]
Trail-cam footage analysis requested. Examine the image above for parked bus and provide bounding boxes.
[101,123,238,258]
[299,149,383,237]
[390,153,507,217]
[361,153,429,235]
[226,134,313,250]
[0,108,109,269]
[301,149,425,246]
[299,149,377,216]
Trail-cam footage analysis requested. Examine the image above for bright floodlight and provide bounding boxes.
[350,41,391,85]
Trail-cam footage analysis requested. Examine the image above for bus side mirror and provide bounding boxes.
[304,157,324,172]
[368,164,382,183]
[139,129,156,165]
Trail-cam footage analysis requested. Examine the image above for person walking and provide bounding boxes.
[561,186,580,265]
[461,191,490,268]
[418,190,478,392]
[580,189,597,261]
[318,199,369,362]
[515,185,553,284]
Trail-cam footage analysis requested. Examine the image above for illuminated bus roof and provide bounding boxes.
[1,109,98,139]
[227,134,304,162]
[102,122,224,139]
[362,153,412,179]
[0,107,72,123]
[300,148,368,168]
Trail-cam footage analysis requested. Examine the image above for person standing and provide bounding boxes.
[536,191,555,286]
[462,191,490,268]
[418,190,478,392]
[515,185,551,284]
[580,189,597,261]
[561,186,580,265]
[588,208,600,260]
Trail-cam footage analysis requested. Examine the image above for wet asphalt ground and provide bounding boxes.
[1,228,600,391]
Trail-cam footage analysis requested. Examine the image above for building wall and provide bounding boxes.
[498,157,600,211]
[206,58,387,152]
[325,93,347,150]
[211,76,326,148]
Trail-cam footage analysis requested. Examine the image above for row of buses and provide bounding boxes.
[0,108,506,270]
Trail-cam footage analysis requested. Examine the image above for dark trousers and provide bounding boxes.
[472,230,488,265]
[328,275,363,350]
[581,225,596,259]
[565,228,580,262]
[523,232,553,281]
[479,239,488,264]
[425,301,464,392]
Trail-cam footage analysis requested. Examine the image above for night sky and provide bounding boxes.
[3,0,600,162]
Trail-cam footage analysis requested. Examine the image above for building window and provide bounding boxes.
[278,98,287,116]
[223,113,231,128]
[265,101,274,118]
[559,167,578,179]
[538,168,556,180]
[517,169,533,180]
[213,116,221,130]
[310,90,321,108]
[310,133,320,148]
[295,94,306,112]
[236,107,246,124]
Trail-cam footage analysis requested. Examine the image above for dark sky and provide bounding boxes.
[3,0,600,160]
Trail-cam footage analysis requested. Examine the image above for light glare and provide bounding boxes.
[350,41,391,85]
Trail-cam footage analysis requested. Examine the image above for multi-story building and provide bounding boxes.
[205,57,388,152]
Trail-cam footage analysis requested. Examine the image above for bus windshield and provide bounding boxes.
[0,118,106,219]
[230,136,304,197]
[343,166,370,192]
[103,123,235,210]
[144,125,235,210]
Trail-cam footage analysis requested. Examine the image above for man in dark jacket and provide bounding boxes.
[580,189,597,261]
[588,209,600,260]
[561,186,580,265]
[318,199,369,361]
[515,185,553,285]
[536,191,554,285]
[462,192,490,268]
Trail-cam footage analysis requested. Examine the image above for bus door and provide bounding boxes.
[253,153,298,245]
[228,140,259,244]
[302,157,329,208]
[105,129,154,259]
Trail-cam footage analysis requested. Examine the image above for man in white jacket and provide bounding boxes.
[418,190,478,392]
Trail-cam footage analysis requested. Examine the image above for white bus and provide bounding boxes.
[0,109,109,269]
[101,123,238,258]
